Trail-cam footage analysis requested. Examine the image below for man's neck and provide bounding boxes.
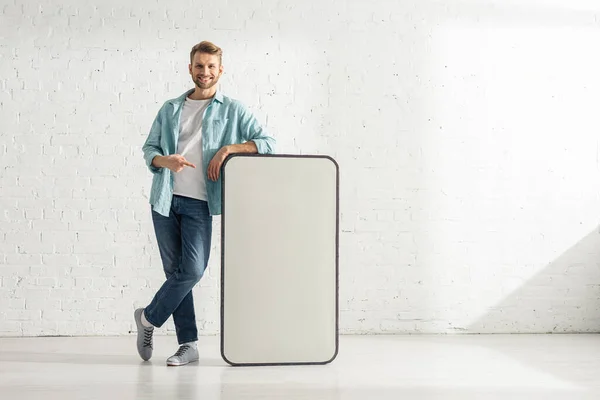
[188,87,216,100]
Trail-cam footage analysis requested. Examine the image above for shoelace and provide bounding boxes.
[174,345,190,357]
[143,328,153,348]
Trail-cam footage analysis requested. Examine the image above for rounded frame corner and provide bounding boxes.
[220,345,238,367]
[321,155,340,172]
[323,341,339,365]
[222,153,243,171]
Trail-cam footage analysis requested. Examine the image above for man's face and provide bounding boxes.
[189,52,223,90]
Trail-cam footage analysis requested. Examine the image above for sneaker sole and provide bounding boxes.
[167,359,199,367]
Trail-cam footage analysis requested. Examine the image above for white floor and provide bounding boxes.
[1,334,599,399]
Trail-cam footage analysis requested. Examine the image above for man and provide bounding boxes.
[135,41,275,366]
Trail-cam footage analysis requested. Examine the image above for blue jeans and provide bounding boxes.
[144,195,212,344]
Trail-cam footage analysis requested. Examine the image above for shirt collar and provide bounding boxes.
[170,88,223,106]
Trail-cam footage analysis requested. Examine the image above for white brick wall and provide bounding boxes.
[2,0,600,337]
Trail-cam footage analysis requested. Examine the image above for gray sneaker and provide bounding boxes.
[134,308,154,361]
[166,344,199,366]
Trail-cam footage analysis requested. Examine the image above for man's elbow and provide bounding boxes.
[252,137,276,154]
[263,137,276,154]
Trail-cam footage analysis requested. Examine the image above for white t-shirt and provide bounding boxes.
[172,97,211,201]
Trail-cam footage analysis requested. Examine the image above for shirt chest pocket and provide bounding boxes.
[206,118,229,146]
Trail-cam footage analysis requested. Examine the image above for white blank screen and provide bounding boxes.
[221,155,338,365]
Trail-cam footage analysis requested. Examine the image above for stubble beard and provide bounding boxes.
[194,76,218,90]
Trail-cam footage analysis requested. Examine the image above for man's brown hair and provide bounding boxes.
[190,41,223,64]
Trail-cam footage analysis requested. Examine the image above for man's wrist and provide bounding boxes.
[152,155,165,168]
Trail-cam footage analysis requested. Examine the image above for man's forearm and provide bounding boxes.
[152,155,166,168]
[225,141,257,155]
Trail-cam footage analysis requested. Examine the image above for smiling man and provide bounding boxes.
[136,41,275,366]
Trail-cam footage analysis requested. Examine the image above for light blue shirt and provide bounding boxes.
[142,89,276,216]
